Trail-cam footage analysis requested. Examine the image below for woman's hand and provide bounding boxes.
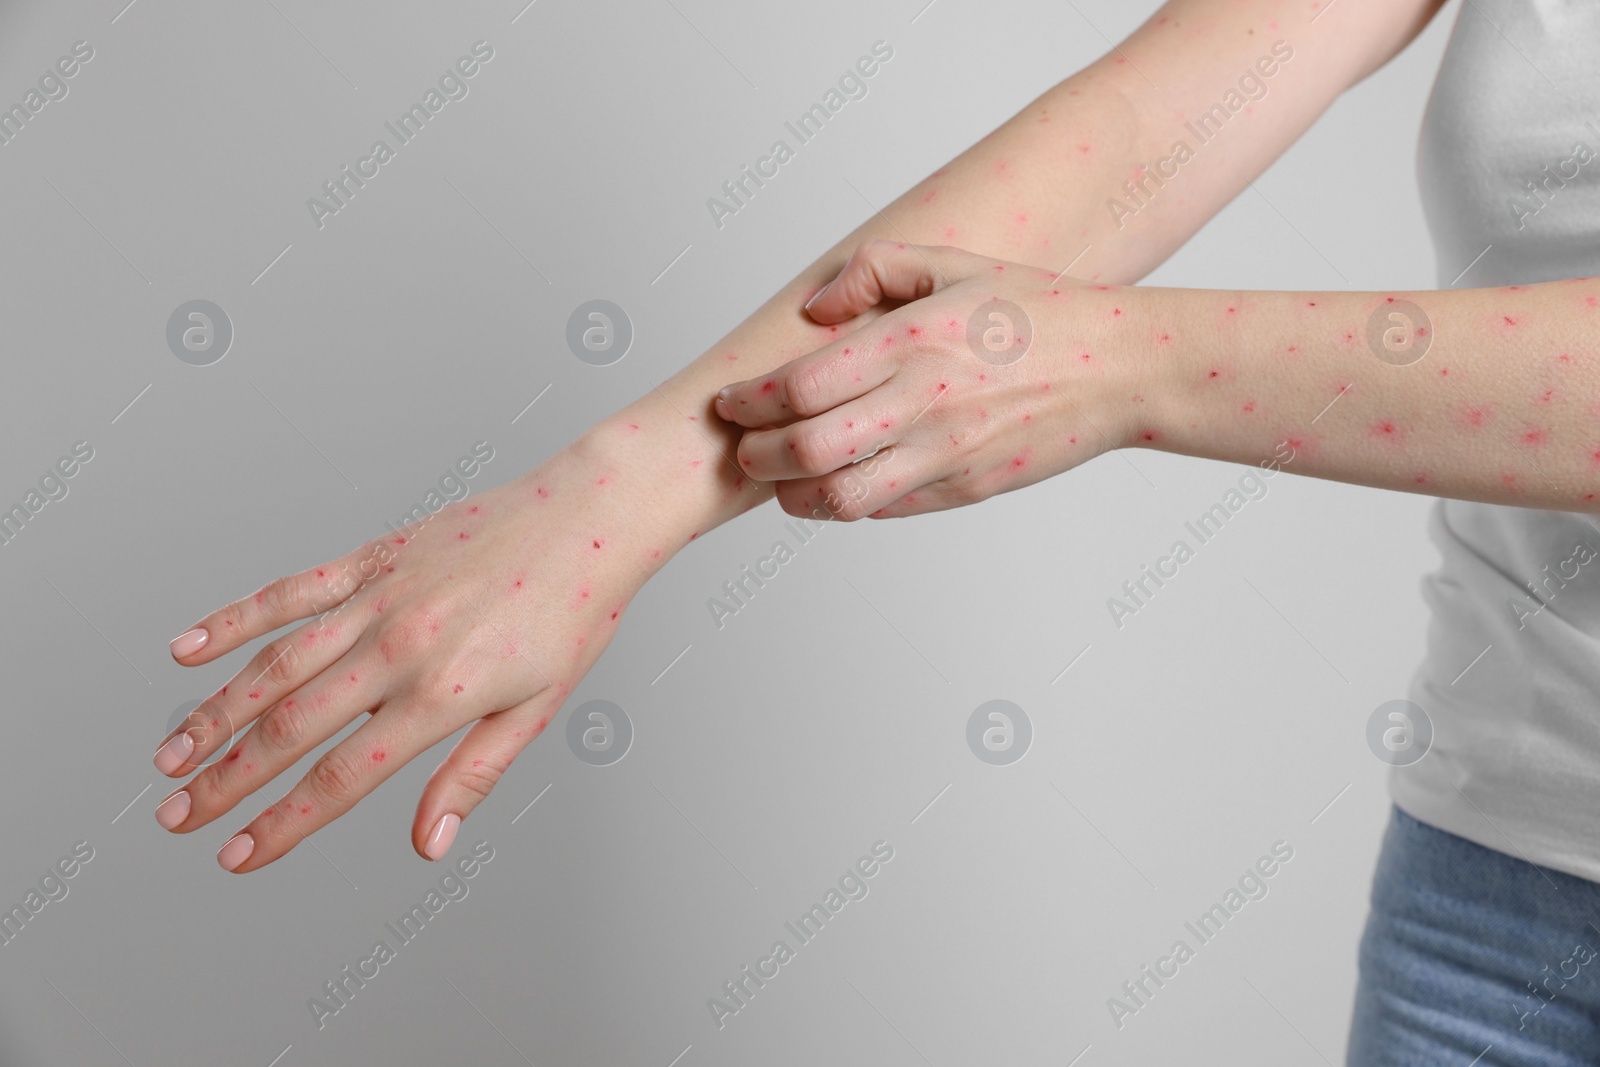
[154,435,644,873]
[712,240,1160,520]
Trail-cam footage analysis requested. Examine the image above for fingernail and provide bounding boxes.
[153,732,194,775]
[425,813,461,860]
[170,627,209,659]
[154,791,190,830]
[217,832,254,872]
[804,281,832,311]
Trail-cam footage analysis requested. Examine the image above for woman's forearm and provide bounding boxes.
[567,0,1426,565]
[1144,281,1600,510]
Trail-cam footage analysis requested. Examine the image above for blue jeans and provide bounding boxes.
[1348,806,1600,1065]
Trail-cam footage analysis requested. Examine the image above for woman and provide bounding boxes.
[151,0,1600,1060]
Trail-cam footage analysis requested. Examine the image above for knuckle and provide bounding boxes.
[214,602,246,638]
[452,762,504,802]
[788,429,834,476]
[258,700,309,752]
[783,366,827,417]
[309,750,363,806]
[261,573,304,619]
[254,638,301,686]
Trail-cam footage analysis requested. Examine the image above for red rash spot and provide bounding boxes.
[846,420,854,428]
[316,569,326,578]
[255,592,265,605]
[847,448,856,455]
[1522,429,1548,447]
[453,684,464,694]
[939,382,949,391]
[1306,302,1317,308]
[221,686,228,696]
[469,505,480,514]
[536,487,549,499]
[226,749,241,763]
[690,531,699,540]
[1242,400,1256,413]
[1373,420,1399,438]
[372,750,387,763]
[385,566,395,573]
[611,610,619,620]
[909,327,921,337]
[1386,297,1396,303]
[1539,389,1556,403]
[1113,308,1122,317]
[248,690,262,700]
[1208,370,1219,379]
[651,549,662,559]
[1504,316,1517,327]
[880,421,893,429]
[597,478,608,486]
[458,532,469,540]
[1414,474,1429,484]
[843,348,852,356]
[592,539,603,549]
[300,805,312,815]
[761,381,776,394]
[1142,432,1158,442]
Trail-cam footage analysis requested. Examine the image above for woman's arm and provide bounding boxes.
[713,243,1600,519]
[588,0,1449,546]
[157,0,1446,870]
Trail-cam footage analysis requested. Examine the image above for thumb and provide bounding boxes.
[412,697,551,860]
[804,239,986,324]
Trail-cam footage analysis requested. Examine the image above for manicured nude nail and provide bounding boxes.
[153,732,194,775]
[170,628,209,659]
[425,813,461,860]
[154,791,190,830]
[804,281,832,310]
[217,833,254,872]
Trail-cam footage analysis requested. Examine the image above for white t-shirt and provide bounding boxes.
[1393,0,1600,881]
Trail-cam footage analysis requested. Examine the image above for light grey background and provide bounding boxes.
[0,0,1454,1063]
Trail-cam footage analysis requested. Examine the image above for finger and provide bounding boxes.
[803,239,981,324]
[153,615,363,775]
[164,652,387,833]
[168,538,395,666]
[770,444,934,522]
[215,697,442,873]
[412,694,558,861]
[714,326,900,429]
[735,391,907,482]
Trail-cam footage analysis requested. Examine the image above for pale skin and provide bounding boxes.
[155,0,1480,872]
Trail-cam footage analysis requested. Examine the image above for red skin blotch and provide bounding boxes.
[248,690,262,700]
[453,684,464,694]
[761,381,777,394]
[371,750,387,763]
[458,531,469,540]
